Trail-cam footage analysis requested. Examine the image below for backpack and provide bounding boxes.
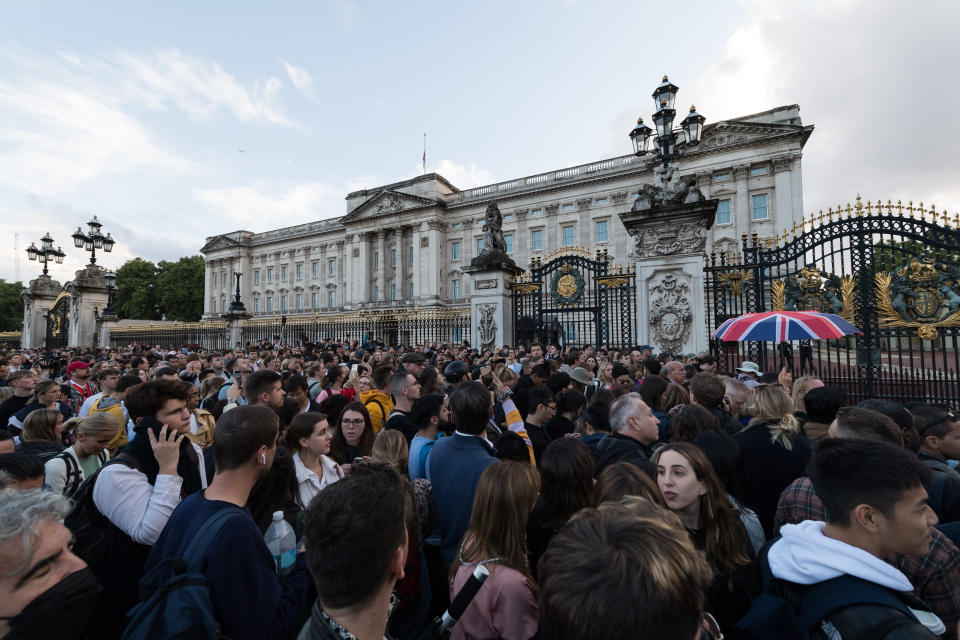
[55,448,108,497]
[365,397,386,422]
[121,506,245,640]
[735,542,921,640]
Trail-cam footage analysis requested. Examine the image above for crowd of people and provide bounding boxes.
[0,338,958,639]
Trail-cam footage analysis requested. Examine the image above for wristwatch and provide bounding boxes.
[496,389,513,404]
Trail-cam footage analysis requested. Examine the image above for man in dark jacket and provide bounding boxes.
[592,392,658,478]
[753,438,944,638]
[426,382,498,565]
[689,373,743,435]
[912,405,960,482]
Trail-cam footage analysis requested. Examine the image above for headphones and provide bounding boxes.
[260,453,266,465]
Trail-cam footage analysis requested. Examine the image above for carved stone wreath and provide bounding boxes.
[550,264,585,306]
[477,304,497,350]
[649,274,692,354]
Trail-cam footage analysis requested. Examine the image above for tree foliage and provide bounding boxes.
[0,280,25,331]
[873,238,949,274]
[114,258,159,320]
[156,256,205,321]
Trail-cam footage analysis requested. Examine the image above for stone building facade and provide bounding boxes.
[201,105,813,346]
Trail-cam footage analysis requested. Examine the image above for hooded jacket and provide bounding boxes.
[591,432,656,478]
[358,389,393,433]
[767,520,944,638]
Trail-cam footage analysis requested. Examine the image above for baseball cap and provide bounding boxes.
[66,361,90,374]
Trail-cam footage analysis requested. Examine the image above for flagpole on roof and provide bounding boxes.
[422,133,427,175]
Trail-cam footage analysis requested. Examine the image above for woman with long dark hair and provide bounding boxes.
[284,411,343,508]
[526,437,595,575]
[545,388,586,440]
[450,462,540,640]
[654,442,756,636]
[328,401,375,470]
[637,374,669,441]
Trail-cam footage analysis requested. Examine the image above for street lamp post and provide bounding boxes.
[25,233,66,276]
[71,215,115,265]
[102,271,117,318]
[629,75,706,168]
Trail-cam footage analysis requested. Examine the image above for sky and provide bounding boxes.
[1,0,958,284]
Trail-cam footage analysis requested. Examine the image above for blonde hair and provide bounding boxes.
[747,384,800,449]
[77,412,120,437]
[494,364,517,385]
[369,429,409,472]
[791,376,820,414]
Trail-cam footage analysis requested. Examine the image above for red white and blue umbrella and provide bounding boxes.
[713,311,861,342]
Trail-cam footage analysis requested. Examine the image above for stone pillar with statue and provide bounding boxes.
[20,276,62,349]
[64,266,111,348]
[463,203,522,351]
[619,171,717,356]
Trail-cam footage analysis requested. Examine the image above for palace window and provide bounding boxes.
[296,294,302,310]
[750,166,767,176]
[452,222,462,230]
[595,197,608,205]
[296,264,302,280]
[311,293,318,309]
[504,233,514,254]
[562,225,575,247]
[374,285,379,300]
[452,279,461,300]
[281,295,287,311]
[451,241,461,261]
[254,270,260,285]
[391,249,397,268]
[267,267,273,282]
[391,284,397,301]
[328,291,335,307]
[503,214,514,222]
[596,220,608,243]
[408,282,414,298]
[328,259,336,276]
[253,298,260,313]
[408,245,414,266]
[716,199,732,225]
[530,208,543,217]
[752,194,769,221]
[531,229,543,251]
[213,272,218,288]
[477,238,485,254]
[562,203,574,212]
[714,172,731,182]
[281,266,288,281]
[312,262,318,278]
[266,297,273,312]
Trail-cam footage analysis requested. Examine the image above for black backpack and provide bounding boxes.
[735,542,924,640]
[54,449,108,497]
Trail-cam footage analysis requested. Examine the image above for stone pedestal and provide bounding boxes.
[223,312,252,349]
[65,266,110,348]
[21,275,62,349]
[98,316,119,348]
[464,252,522,351]
[620,198,717,355]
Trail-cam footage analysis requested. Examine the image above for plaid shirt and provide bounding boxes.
[776,477,960,640]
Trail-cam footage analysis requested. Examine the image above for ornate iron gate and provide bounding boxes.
[705,196,960,405]
[46,292,70,350]
[512,248,636,350]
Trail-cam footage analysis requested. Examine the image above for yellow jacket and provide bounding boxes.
[357,389,393,433]
[185,409,216,448]
[89,395,127,455]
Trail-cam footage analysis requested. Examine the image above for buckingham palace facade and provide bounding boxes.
[201,105,813,323]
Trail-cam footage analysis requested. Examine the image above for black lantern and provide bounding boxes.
[681,105,705,146]
[652,75,679,112]
[26,243,38,261]
[54,247,65,264]
[104,270,117,289]
[629,118,653,156]
[103,232,115,252]
[72,226,85,248]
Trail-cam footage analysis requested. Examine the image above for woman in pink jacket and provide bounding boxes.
[449,461,540,640]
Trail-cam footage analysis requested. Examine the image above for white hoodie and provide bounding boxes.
[769,520,945,635]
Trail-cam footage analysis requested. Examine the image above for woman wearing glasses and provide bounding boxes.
[329,401,375,472]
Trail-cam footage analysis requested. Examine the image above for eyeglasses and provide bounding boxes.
[342,418,365,426]
[700,612,723,640]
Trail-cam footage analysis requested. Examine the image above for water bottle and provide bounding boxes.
[264,510,296,579]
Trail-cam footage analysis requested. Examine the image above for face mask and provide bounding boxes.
[0,568,102,640]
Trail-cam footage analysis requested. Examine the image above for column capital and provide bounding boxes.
[733,165,749,181]
[772,156,793,173]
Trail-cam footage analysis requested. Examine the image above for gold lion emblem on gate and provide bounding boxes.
[557,274,577,298]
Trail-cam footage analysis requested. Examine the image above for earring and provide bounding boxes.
[260,454,266,465]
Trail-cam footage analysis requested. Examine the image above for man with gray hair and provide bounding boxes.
[0,489,100,639]
[591,392,659,478]
[662,360,686,386]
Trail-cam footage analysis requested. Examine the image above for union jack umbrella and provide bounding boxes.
[713,311,861,342]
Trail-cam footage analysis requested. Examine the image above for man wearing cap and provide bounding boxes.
[569,367,595,399]
[400,351,426,377]
[63,361,97,415]
[736,361,762,388]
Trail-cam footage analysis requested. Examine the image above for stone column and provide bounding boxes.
[98,316,119,349]
[397,226,407,301]
[733,165,749,237]
[376,231,386,303]
[425,222,441,305]
[464,257,522,351]
[773,156,794,230]
[20,276,62,349]
[411,224,422,301]
[203,261,212,316]
[620,198,717,356]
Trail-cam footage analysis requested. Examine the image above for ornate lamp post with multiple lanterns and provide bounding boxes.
[25,233,66,276]
[71,215,115,265]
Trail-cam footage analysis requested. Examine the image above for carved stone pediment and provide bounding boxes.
[200,234,242,253]
[342,189,437,223]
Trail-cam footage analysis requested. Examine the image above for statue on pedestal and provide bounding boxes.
[482,203,508,255]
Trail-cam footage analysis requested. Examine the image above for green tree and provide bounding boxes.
[114,258,159,320]
[156,256,205,321]
[0,280,25,331]
[873,238,947,274]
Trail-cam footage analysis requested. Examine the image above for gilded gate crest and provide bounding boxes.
[875,258,960,339]
[771,267,856,322]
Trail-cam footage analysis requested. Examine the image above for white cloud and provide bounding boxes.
[194,181,343,230]
[685,0,960,214]
[280,59,317,100]
[431,159,496,190]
